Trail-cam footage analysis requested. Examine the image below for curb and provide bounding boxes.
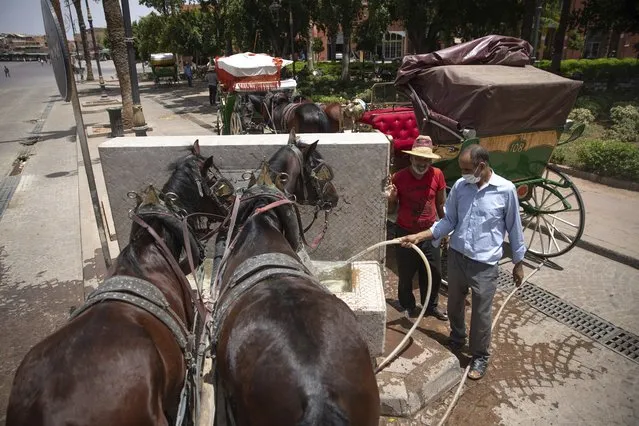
[576,239,639,270]
[550,163,639,192]
[377,349,461,417]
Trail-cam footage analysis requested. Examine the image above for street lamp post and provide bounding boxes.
[120,0,147,132]
[84,0,107,97]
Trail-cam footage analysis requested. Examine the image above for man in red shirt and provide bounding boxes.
[386,136,448,320]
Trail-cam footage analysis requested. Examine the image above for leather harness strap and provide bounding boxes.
[131,214,208,325]
[71,276,193,355]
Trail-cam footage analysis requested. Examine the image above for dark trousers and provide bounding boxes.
[187,76,193,87]
[209,85,217,105]
[447,249,498,358]
[394,226,442,311]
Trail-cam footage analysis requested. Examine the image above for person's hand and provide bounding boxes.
[399,233,422,248]
[384,183,397,199]
[513,262,524,287]
[440,236,449,251]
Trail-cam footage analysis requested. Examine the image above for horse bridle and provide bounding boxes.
[287,143,336,212]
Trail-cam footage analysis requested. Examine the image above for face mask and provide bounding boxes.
[462,165,481,184]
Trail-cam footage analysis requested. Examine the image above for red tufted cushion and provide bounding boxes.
[360,107,420,153]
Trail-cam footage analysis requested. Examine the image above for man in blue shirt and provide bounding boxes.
[400,144,526,380]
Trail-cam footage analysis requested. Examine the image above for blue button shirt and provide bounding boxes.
[431,170,526,265]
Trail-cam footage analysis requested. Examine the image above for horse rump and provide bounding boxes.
[297,393,349,426]
[294,103,330,133]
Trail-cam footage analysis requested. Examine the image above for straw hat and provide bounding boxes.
[401,136,441,159]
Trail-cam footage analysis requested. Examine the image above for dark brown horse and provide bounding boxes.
[251,92,341,134]
[6,141,229,426]
[211,131,380,426]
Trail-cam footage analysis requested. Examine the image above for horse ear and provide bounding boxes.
[302,140,319,160]
[287,129,296,146]
[203,155,213,172]
[142,184,160,205]
[192,139,201,156]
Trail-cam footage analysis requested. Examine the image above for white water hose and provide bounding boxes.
[336,237,432,374]
[339,238,546,425]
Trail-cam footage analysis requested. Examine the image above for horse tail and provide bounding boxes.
[297,393,349,426]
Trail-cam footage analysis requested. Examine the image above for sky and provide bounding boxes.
[0,0,156,38]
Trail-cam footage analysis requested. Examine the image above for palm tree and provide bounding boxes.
[72,0,94,81]
[102,0,133,127]
[551,0,571,74]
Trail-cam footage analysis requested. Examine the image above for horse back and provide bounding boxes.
[6,303,184,426]
[216,278,380,426]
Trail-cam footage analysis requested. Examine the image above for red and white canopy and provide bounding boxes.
[215,52,293,92]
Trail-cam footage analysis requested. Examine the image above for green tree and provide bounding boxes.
[354,1,391,58]
[572,0,639,56]
[133,13,168,60]
[315,0,363,81]
[139,0,184,15]
[550,0,571,73]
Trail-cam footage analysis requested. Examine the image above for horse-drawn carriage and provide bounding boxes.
[361,35,587,258]
[214,52,342,135]
[214,52,298,135]
[150,52,179,84]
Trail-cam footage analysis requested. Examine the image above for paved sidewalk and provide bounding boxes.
[572,176,639,265]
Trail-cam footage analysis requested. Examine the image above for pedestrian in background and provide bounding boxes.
[4,66,10,78]
[206,66,218,106]
[399,144,526,380]
[385,135,448,321]
[184,62,193,87]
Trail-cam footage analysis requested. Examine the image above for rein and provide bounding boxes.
[130,213,208,325]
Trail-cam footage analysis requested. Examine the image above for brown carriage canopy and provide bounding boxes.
[395,35,583,143]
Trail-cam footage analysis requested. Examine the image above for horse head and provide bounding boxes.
[267,129,339,211]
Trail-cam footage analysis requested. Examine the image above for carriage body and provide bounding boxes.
[363,36,587,257]
[149,53,178,84]
[214,52,297,135]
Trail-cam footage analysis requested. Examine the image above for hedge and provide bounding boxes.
[575,139,639,181]
[536,58,639,82]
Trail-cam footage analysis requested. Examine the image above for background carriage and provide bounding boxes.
[214,52,298,135]
[149,52,179,85]
[360,36,587,258]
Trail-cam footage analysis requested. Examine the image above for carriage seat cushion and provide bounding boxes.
[359,107,419,153]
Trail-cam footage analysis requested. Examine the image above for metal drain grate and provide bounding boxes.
[605,332,639,361]
[0,175,21,220]
[441,256,639,363]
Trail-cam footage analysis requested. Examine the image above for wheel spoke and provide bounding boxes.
[541,215,574,246]
[528,216,540,249]
[546,213,580,228]
[540,215,562,253]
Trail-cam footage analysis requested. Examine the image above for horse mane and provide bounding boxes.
[118,151,204,275]
[163,151,204,213]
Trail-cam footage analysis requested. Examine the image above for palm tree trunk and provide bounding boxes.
[550,0,571,74]
[340,30,351,81]
[72,0,94,81]
[102,0,133,128]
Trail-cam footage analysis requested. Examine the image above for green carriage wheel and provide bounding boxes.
[230,112,243,135]
[518,164,585,258]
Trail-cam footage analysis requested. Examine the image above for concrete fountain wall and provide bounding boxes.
[98,132,390,356]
